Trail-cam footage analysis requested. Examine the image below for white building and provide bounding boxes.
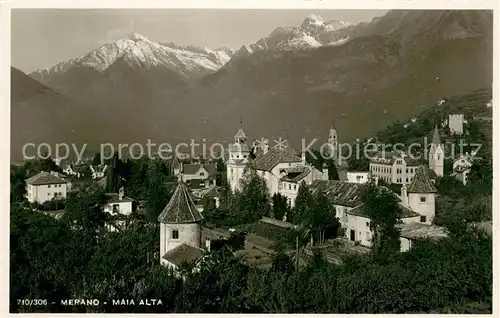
[369,151,420,184]
[311,166,446,250]
[25,171,68,203]
[429,124,444,177]
[181,163,216,189]
[104,186,134,231]
[452,154,474,185]
[346,171,370,184]
[448,114,465,135]
[90,164,107,179]
[326,122,342,166]
[278,162,326,210]
[158,181,206,270]
[104,187,133,216]
[227,126,251,193]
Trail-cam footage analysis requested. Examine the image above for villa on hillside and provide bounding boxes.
[179,163,217,188]
[103,186,134,232]
[25,171,69,203]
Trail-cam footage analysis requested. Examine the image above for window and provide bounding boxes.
[48,193,51,196]
[48,185,51,188]
[112,204,119,213]
[200,172,205,176]
[293,185,297,191]
[172,230,179,239]
[420,216,427,223]
[420,196,426,203]
[288,184,291,190]
[366,222,370,227]
[230,168,233,174]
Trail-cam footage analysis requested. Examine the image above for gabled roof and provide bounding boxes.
[310,180,364,208]
[105,193,134,204]
[162,244,205,266]
[158,181,204,224]
[280,165,309,183]
[254,148,302,171]
[407,165,437,193]
[347,203,420,219]
[26,171,68,185]
[370,151,419,166]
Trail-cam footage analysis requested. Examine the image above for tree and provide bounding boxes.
[361,182,402,259]
[309,191,338,245]
[271,193,289,221]
[125,158,149,200]
[233,165,271,223]
[62,184,108,232]
[106,153,123,193]
[10,165,27,203]
[92,153,102,166]
[146,160,168,223]
[292,181,314,225]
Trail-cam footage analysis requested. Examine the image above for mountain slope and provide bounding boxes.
[15,10,493,153]
[171,10,493,146]
[11,67,105,160]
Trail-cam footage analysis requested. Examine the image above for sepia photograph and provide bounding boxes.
[6,1,496,314]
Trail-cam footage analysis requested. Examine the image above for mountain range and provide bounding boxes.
[12,10,493,160]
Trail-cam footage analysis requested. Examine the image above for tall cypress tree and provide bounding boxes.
[146,160,168,223]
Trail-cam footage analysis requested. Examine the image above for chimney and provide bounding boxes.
[301,151,307,164]
[118,186,124,200]
[205,238,211,252]
[322,163,329,181]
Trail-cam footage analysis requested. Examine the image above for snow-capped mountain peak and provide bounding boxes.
[231,14,353,58]
[301,14,324,28]
[31,33,234,80]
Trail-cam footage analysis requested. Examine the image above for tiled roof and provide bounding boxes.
[26,171,68,185]
[162,244,205,266]
[280,165,311,183]
[158,181,204,224]
[407,165,437,193]
[182,163,215,177]
[105,193,134,204]
[310,180,364,208]
[370,151,419,166]
[399,222,447,240]
[347,203,420,219]
[254,148,302,171]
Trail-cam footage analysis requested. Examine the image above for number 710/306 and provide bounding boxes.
[17,299,48,306]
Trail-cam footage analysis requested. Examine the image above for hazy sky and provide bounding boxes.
[12,9,388,73]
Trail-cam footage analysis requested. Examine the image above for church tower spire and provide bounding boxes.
[228,120,250,192]
[429,124,444,177]
[328,120,340,166]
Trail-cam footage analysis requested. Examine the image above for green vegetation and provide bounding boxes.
[9,88,493,313]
